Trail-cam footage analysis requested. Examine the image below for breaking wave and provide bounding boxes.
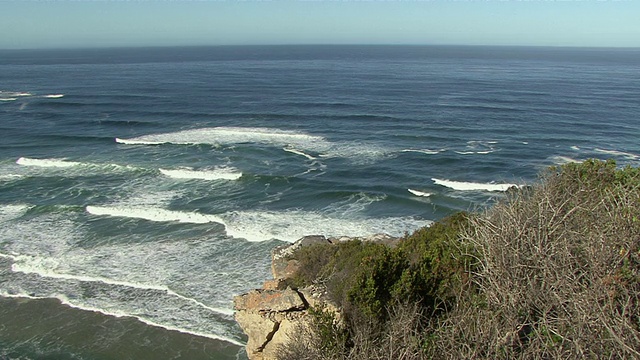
[283,147,316,160]
[408,189,432,197]
[159,167,242,181]
[86,205,227,225]
[222,209,431,243]
[116,127,391,163]
[116,127,330,149]
[401,149,446,155]
[17,157,81,168]
[432,178,519,192]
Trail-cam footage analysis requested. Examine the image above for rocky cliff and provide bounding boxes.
[233,234,398,360]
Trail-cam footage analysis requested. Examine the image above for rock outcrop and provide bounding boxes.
[233,234,399,360]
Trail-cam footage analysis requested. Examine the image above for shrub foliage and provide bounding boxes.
[280,159,640,359]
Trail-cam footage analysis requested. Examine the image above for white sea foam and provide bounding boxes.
[283,147,316,160]
[0,290,47,300]
[9,256,232,316]
[550,155,582,165]
[86,205,227,225]
[0,174,23,181]
[116,126,391,163]
[452,141,498,155]
[116,127,329,149]
[0,212,258,347]
[0,91,31,97]
[43,94,64,99]
[570,146,580,151]
[159,167,242,181]
[222,209,431,242]
[432,178,519,192]
[594,148,639,160]
[401,149,445,155]
[15,157,140,175]
[408,189,432,197]
[115,138,163,145]
[0,288,242,346]
[54,294,244,346]
[0,98,17,101]
[0,204,32,223]
[16,157,81,168]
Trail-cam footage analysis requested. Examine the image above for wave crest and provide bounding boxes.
[86,205,227,225]
[159,167,242,181]
[432,178,519,192]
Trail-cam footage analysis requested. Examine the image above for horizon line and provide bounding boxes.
[2,43,640,52]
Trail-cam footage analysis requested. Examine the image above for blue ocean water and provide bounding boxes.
[0,45,639,359]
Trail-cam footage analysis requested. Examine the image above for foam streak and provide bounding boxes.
[86,205,227,225]
[432,178,518,192]
[159,168,242,181]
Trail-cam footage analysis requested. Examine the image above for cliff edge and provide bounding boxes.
[233,234,398,360]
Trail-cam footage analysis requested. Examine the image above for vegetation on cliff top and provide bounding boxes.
[278,159,640,359]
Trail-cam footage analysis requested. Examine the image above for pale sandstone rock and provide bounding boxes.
[234,288,305,312]
[234,311,278,357]
[234,234,396,360]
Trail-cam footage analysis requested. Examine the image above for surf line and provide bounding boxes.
[9,259,233,317]
[52,294,246,346]
[0,290,244,346]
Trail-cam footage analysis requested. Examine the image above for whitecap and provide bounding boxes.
[0,174,24,181]
[401,149,445,155]
[115,138,163,145]
[116,127,329,149]
[159,167,242,181]
[408,189,432,197]
[283,147,316,160]
[117,127,391,163]
[550,155,582,165]
[454,151,477,155]
[0,204,32,222]
[594,148,638,160]
[16,157,81,168]
[86,205,226,225]
[432,178,519,192]
[222,209,431,242]
[43,94,64,99]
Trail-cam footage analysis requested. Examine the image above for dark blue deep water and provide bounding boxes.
[1,45,639,359]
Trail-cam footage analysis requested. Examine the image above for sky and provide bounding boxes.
[0,0,639,49]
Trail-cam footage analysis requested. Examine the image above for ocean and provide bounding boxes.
[0,45,639,359]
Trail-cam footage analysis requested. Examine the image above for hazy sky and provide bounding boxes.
[1,0,639,49]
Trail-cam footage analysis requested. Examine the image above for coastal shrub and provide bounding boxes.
[393,212,475,313]
[282,159,640,359]
[289,213,473,323]
[287,242,339,288]
[427,159,640,359]
[284,213,474,357]
[277,301,430,360]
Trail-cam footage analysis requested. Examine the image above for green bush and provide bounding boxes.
[394,212,475,312]
[286,213,473,357]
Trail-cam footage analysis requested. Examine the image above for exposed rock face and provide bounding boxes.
[234,234,399,360]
